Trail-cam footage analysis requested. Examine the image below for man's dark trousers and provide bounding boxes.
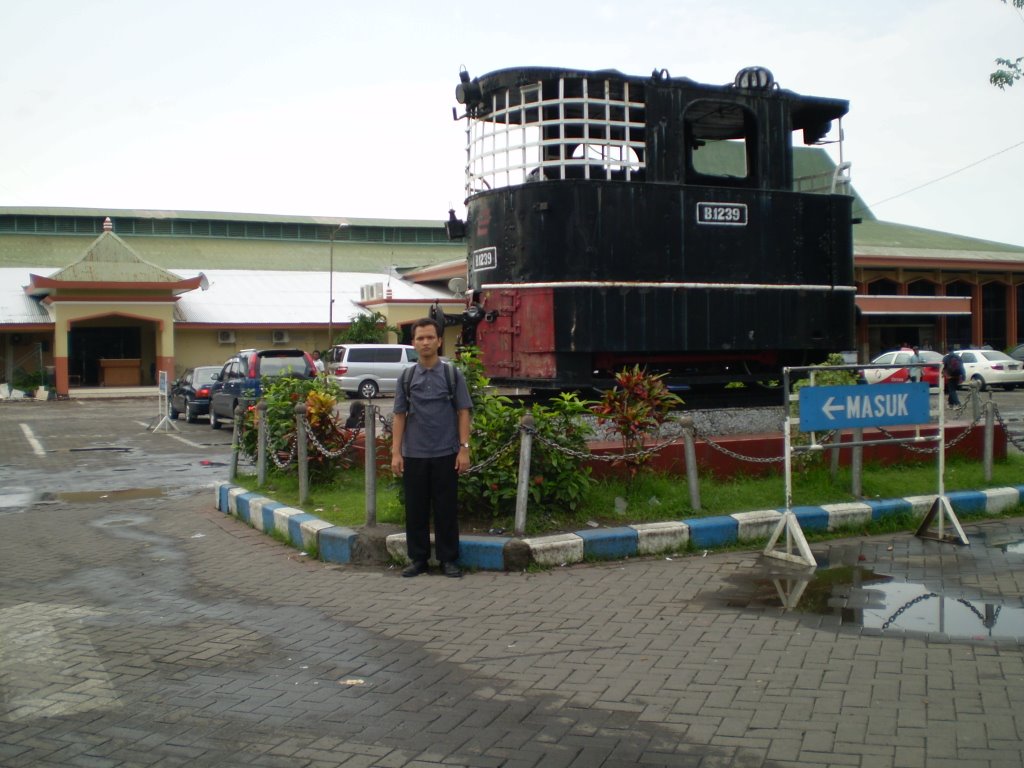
[403,454,460,564]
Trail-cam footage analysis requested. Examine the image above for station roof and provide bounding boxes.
[0,267,452,327]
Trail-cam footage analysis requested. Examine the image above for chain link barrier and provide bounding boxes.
[881,592,1001,631]
[270,440,297,470]
[462,431,522,475]
[300,415,363,460]
[254,389,1024,478]
[530,426,684,464]
[692,424,788,464]
[882,592,939,629]
[992,401,1024,453]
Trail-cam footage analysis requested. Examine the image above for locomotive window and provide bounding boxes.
[464,75,646,194]
[684,101,756,184]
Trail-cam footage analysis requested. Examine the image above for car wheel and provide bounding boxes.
[211,410,222,429]
[185,403,198,423]
[168,400,180,420]
[971,374,987,392]
[358,380,379,399]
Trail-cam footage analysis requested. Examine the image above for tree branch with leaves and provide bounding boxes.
[991,0,1024,89]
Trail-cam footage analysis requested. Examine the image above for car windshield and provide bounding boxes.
[196,367,221,381]
[260,356,308,377]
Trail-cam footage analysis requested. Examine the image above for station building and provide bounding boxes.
[1,153,1022,396]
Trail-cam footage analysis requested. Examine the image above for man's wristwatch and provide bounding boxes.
[460,442,470,449]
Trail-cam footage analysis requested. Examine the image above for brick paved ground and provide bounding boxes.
[1,399,1023,767]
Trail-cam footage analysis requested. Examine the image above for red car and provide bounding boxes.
[861,349,942,385]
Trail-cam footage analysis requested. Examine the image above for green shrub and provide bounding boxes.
[454,347,594,519]
[239,376,357,482]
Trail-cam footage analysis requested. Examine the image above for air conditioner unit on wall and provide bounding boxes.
[217,330,236,344]
[271,330,289,344]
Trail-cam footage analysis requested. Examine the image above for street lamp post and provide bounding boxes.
[327,222,347,347]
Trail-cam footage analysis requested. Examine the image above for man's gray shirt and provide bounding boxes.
[393,362,472,458]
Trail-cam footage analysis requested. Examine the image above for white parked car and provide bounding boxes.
[955,349,1024,391]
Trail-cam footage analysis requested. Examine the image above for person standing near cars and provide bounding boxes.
[311,350,325,375]
[391,318,473,578]
[908,346,922,383]
[942,347,963,407]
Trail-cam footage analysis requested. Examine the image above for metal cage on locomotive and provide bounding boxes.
[449,65,856,390]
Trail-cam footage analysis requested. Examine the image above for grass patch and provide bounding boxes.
[235,452,1024,536]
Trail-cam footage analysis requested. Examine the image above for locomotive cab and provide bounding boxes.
[451,65,855,391]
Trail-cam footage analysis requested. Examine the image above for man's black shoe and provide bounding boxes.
[402,561,429,577]
[441,562,462,578]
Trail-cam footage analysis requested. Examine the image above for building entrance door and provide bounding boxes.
[69,327,142,386]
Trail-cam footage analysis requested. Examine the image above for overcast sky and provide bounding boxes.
[1,0,1022,247]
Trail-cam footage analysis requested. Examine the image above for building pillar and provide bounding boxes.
[971,283,983,347]
[52,316,70,397]
[155,319,175,386]
[1007,283,1018,349]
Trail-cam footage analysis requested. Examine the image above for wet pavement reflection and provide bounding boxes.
[722,555,1024,642]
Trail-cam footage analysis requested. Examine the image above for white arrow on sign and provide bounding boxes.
[822,397,845,421]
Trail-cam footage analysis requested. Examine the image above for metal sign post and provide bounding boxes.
[765,359,969,566]
[764,368,818,567]
[916,372,969,544]
[150,370,179,432]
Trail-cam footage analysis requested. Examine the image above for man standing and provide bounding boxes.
[391,318,473,578]
[942,347,962,407]
[908,346,922,383]
[311,350,325,375]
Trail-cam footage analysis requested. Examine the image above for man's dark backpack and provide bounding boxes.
[400,361,456,417]
[945,354,963,378]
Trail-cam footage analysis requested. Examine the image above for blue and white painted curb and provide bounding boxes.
[215,482,1024,571]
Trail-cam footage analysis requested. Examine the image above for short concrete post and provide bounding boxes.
[829,433,841,482]
[851,427,863,498]
[295,403,308,505]
[677,415,701,512]
[983,398,994,482]
[514,414,535,538]
[257,400,268,486]
[229,403,243,481]
[970,380,982,422]
[364,403,377,527]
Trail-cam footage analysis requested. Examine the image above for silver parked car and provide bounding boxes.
[327,344,418,398]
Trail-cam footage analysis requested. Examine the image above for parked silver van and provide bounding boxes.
[327,344,418,398]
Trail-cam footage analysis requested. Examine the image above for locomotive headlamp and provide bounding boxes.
[455,68,481,105]
[444,209,466,240]
[734,66,775,90]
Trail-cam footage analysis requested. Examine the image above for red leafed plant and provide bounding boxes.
[592,366,683,478]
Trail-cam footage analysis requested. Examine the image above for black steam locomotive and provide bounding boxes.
[450,65,855,390]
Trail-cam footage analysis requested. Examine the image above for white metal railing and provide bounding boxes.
[465,75,646,195]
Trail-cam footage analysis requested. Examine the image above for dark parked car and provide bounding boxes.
[1010,343,1024,363]
[169,365,221,423]
[209,349,316,429]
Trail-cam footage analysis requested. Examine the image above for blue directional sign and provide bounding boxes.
[798,383,931,432]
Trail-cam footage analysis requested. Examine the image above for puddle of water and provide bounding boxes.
[996,540,1024,554]
[68,447,132,453]
[58,488,165,503]
[0,488,39,509]
[726,563,1024,641]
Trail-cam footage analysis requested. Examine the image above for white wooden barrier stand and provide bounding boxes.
[764,409,816,567]
[765,510,817,567]
[150,370,179,432]
[913,369,969,544]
